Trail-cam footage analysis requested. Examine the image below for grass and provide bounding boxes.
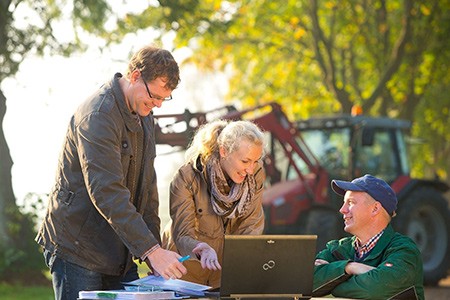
[0,283,54,300]
[0,261,151,300]
[0,269,53,300]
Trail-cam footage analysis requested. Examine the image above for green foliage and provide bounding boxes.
[410,70,450,179]
[112,0,450,180]
[0,193,48,283]
[1,0,118,284]
[72,0,111,34]
[0,247,24,275]
[0,0,447,289]
[1,0,114,81]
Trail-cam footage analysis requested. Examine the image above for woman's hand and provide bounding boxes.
[192,242,222,271]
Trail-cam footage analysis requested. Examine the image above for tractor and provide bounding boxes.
[154,102,450,285]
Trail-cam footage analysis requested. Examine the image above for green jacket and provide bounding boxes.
[313,224,424,300]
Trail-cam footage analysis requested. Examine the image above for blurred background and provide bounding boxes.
[0,0,449,299]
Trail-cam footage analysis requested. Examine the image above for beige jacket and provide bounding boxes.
[162,159,265,287]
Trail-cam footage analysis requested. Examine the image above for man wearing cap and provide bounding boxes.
[312,174,424,300]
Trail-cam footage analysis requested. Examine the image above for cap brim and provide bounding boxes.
[331,180,365,196]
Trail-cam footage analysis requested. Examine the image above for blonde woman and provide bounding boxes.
[163,120,266,288]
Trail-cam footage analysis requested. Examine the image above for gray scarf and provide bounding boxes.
[206,156,256,218]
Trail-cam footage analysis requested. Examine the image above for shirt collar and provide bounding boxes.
[354,229,385,259]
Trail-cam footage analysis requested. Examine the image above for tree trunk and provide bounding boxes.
[0,87,16,247]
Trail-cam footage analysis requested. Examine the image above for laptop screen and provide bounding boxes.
[220,235,317,299]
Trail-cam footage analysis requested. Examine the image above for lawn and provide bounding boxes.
[0,261,151,300]
[0,283,54,300]
[0,267,54,300]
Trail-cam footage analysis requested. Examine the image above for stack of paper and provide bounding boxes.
[124,275,212,297]
[78,290,179,299]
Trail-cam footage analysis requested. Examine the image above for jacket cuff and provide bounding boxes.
[313,259,352,297]
[139,244,161,263]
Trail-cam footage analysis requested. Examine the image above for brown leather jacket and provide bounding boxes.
[162,158,265,287]
[36,73,161,276]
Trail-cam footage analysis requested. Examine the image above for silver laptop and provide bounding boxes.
[219,235,317,299]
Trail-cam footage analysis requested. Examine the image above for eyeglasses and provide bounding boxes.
[141,76,173,101]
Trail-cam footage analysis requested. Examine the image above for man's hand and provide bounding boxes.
[145,247,187,280]
[314,259,330,266]
[345,262,375,275]
[192,242,222,271]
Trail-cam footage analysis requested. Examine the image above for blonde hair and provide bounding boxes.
[364,193,392,223]
[185,120,265,165]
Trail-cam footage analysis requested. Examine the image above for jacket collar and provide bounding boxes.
[193,155,205,173]
[351,223,395,261]
[111,72,141,133]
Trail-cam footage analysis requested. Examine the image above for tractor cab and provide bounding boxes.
[296,114,411,184]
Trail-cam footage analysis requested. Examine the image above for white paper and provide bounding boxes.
[125,275,211,296]
[78,289,180,299]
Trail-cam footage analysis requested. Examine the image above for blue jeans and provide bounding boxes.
[44,249,139,300]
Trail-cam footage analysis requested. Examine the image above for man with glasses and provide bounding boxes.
[36,45,187,300]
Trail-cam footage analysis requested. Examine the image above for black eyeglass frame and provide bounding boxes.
[141,76,173,101]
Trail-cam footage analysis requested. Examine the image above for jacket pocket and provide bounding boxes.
[120,139,133,175]
[196,211,223,239]
[55,185,75,206]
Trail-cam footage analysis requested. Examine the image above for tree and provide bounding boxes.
[115,0,450,178]
[2,0,449,283]
[0,0,112,282]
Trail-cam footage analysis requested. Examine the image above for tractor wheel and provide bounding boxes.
[305,207,344,253]
[393,187,450,286]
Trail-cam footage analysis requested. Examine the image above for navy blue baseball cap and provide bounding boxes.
[331,174,397,216]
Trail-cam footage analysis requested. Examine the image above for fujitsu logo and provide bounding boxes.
[263,260,275,270]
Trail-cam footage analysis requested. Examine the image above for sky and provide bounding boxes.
[2,27,228,225]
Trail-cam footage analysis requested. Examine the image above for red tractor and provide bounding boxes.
[154,102,450,285]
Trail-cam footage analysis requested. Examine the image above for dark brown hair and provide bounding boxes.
[126,45,180,90]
